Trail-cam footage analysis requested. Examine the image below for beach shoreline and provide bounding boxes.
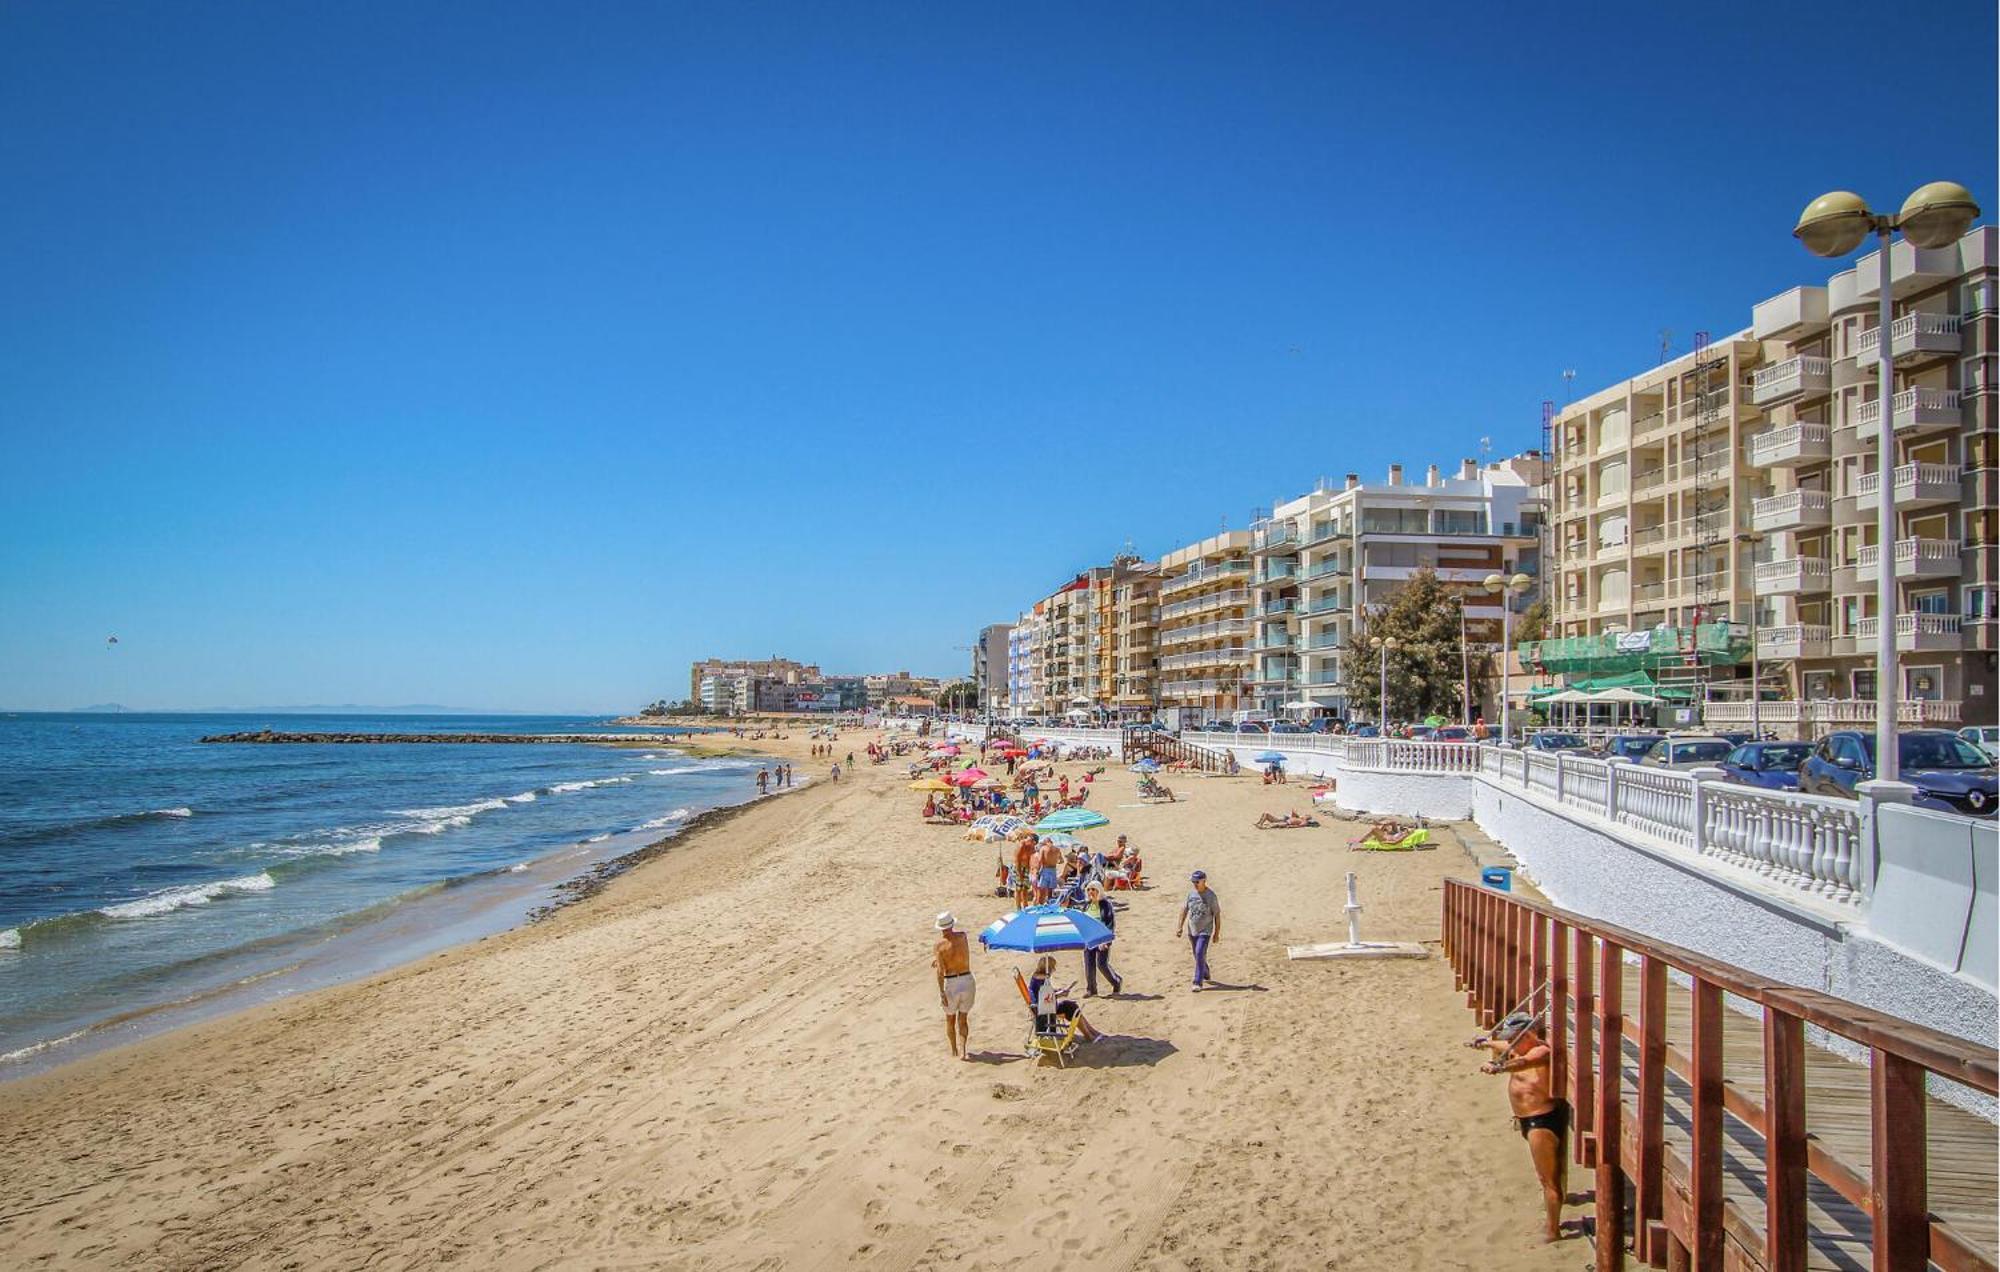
[0,730,1576,1269]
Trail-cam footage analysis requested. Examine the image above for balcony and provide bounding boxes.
[1853,388,1961,443]
[1258,599,1297,618]
[1755,556,1831,595]
[1854,462,1961,513]
[1751,489,1833,533]
[1854,613,1963,652]
[1750,356,1833,407]
[1747,421,1831,468]
[1257,563,1300,584]
[1757,624,1831,659]
[1158,588,1252,621]
[1854,537,1961,583]
[1158,619,1252,647]
[1631,410,1668,441]
[1255,633,1295,651]
[1852,312,1963,365]
[1160,560,1253,596]
[1751,286,1830,341]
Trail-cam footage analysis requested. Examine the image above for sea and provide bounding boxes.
[0,712,776,1075]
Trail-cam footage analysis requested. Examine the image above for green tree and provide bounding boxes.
[935,681,977,710]
[1349,568,1489,723]
[1513,596,1549,646]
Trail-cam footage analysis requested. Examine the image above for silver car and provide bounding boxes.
[1639,735,1736,771]
[1959,725,2000,762]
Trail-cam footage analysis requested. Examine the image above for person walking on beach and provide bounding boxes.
[1080,880,1123,996]
[933,912,975,1061]
[1475,1012,1568,1243]
[757,768,770,795]
[830,762,841,782]
[1012,836,1036,910]
[1175,870,1221,990]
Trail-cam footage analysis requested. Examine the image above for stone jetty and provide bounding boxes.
[198,731,692,745]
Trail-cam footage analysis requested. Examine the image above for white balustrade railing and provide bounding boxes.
[1702,782,1863,902]
[1608,762,1696,848]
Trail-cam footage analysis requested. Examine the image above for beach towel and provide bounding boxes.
[1353,827,1431,851]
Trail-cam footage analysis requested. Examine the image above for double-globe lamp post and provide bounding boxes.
[1484,572,1533,745]
[1793,181,1979,782]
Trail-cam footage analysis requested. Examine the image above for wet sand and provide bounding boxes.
[0,731,1576,1269]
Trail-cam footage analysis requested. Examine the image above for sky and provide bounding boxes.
[1,1,1993,713]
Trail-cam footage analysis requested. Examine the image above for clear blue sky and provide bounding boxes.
[2,2,1991,712]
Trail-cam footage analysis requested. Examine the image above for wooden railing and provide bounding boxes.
[1442,879,1999,1271]
[1121,727,1232,773]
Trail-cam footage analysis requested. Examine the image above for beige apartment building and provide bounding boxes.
[1547,224,1997,728]
[1155,530,1255,723]
[1106,562,1162,716]
[1251,457,1545,720]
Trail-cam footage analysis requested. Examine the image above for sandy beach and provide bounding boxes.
[0,730,1576,1270]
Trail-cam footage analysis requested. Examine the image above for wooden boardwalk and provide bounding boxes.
[1442,879,1998,1271]
[1576,964,1999,1269]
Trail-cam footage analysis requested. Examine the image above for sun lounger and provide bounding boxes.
[1012,969,1083,1067]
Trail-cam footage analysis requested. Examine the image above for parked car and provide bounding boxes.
[1348,724,1380,738]
[1960,725,2000,761]
[1718,741,1814,791]
[1714,731,1756,748]
[1526,732,1589,753]
[1406,725,1438,741]
[1269,722,1309,735]
[1600,733,1664,762]
[1638,735,1735,771]
[1799,730,1998,817]
[1307,718,1341,734]
[1433,726,1473,743]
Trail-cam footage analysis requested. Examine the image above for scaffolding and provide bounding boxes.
[1674,330,1731,701]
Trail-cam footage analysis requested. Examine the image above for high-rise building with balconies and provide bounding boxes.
[1250,458,1544,720]
[1547,224,1995,730]
[1155,530,1255,724]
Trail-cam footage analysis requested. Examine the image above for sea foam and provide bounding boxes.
[634,808,693,831]
[99,872,277,920]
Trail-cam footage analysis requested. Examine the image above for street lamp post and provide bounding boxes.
[1483,572,1533,744]
[1794,182,1980,781]
[1372,636,1398,729]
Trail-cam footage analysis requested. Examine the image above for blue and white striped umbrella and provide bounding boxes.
[979,904,1112,952]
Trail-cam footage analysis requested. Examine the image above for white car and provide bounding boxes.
[1960,725,2000,762]
[1639,735,1736,771]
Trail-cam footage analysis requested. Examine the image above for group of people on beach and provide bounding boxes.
[754,765,794,794]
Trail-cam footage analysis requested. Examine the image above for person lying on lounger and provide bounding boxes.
[1254,811,1318,829]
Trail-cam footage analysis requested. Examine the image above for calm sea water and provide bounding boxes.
[0,713,770,1068]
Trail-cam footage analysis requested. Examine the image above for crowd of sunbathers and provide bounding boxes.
[996,832,1142,907]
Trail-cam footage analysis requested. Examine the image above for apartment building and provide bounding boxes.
[1006,615,1040,715]
[688,657,821,704]
[971,624,1012,715]
[1108,565,1162,717]
[1250,458,1545,718]
[1156,530,1255,724]
[1740,225,1997,723]
[1549,225,1996,726]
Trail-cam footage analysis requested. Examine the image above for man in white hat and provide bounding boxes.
[933,911,975,1060]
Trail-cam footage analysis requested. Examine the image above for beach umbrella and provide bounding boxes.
[979,904,1112,953]
[1130,758,1161,773]
[973,776,1006,790]
[1036,831,1087,849]
[1254,751,1286,764]
[947,767,990,787]
[908,777,954,792]
[1034,808,1110,832]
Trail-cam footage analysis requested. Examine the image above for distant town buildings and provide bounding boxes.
[970,624,1012,716]
[686,656,877,716]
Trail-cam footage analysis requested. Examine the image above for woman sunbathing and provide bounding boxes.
[1254,811,1319,829]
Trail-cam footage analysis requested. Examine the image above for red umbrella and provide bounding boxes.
[947,767,989,786]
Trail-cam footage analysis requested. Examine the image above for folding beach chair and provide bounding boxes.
[1012,969,1082,1067]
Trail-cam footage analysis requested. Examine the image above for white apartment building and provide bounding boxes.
[1155,530,1255,724]
[1249,457,1545,718]
[1548,225,1996,729]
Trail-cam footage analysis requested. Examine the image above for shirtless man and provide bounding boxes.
[1475,1011,1568,1242]
[1012,836,1037,910]
[1033,836,1062,905]
[933,912,975,1061]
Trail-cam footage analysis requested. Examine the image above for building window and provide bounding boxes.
[1911,589,1951,616]
[1968,586,1996,623]
[1962,277,1995,316]
[1963,355,1995,396]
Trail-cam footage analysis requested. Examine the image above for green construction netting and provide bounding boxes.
[1526,672,1694,702]
[1519,623,1747,676]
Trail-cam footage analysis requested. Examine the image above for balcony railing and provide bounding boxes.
[1855,538,1961,582]
[1158,588,1252,621]
[1159,560,1253,596]
[1751,489,1832,532]
[1755,556,1832,594]
[1703,698,1962,727]
[1854,462,1961,511]
[1853,387,1961,441]
[1749,354,1833,406]
[1747,421,1831,468]
[1854,613,1964,648]
[1757,623,1832,658]
[1158,619,1253,647]
[1852,311,1963,363]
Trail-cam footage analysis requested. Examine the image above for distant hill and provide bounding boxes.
[72,703,133,713]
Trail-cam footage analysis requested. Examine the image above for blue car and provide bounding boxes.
[1349,725,1380,738]
[1719,741,1814,791]
[1798,730,1998,817]
[1601,733,1664,762]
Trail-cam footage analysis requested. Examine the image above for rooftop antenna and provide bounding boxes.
[1478,435,1493,458]
[1658,329,1673,365]
[1562,369,1577,404]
